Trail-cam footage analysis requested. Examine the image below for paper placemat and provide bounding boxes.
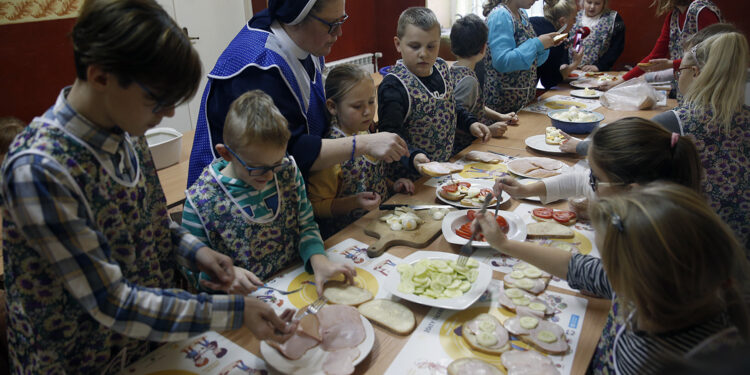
[384,280,588,375]
[119,331,268,375]
[522,95,602,114]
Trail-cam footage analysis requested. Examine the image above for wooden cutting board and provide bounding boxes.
[364,209,451,257]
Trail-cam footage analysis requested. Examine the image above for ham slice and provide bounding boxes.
[531,159,563,170]
[267,330,320,360]
[465,150,502,164]
[317,305,366,351]
[501,350,561,375]
[419,161,464,176]
[322,347,360,375]
[503,274,548,295]
[522,320,569,355]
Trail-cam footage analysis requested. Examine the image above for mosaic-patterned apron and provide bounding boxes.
[2,120,175,374]
[570,11,618,66]
[185,158,302,280]
[450,65,487,154]
[483,4,539,114]
[674,105,750,253]
[386,58,456,179]
[316,127,390,238]
[589,298,627,374]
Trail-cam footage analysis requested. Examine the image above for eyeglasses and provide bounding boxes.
[673,66,695,81]
[308,13,348,35]
[225,145,290,176]
[136,81,170,113]
[588,170,618,192]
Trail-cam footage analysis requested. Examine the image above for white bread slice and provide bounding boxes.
[526,222,574,239]
[447,358,503,375]
[465,150,502,164]
[323,281,373,306]
[420,162,464,177]
[357,299,415,335]
[552,33,567,43]
[439,188,466,201]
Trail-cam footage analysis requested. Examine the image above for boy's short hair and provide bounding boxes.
[397,7,440,38]
[223,90,291,150]
[450,14,488,58]
[72,0,201,110]
[0,117,25,155]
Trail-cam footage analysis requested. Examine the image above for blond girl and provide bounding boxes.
[476,182,750,374]
[663,32,749,252]
[571,0,625,72]
[531,0,583,89]
[308,65,414,238]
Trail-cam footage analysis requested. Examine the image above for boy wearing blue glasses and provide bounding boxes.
[183,90,355,295]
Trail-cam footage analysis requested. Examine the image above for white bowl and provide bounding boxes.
[145,127,183,170]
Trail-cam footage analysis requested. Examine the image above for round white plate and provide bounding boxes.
[506,157,570,179]
[384,251,493,310]
[435,179,511,208]
[441,210,527,248]
[524,135,568,154]
[569,79,597,89]
[569,89,602,99]
[260,314,375,374]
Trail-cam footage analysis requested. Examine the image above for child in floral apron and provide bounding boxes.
[481,0,563,113]
[571,0,626,72]
[0,2,297,374]
[378,7,491,180]
[449,14,515,155]
[182,90,355,294]
[307,65,415,238]
[476,183,750,375]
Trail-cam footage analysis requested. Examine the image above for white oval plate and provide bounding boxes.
[569,79,597,89]
[441,210,527,248]
[569,89,602,99]
[524,135,568,154]
[435,178,511,209]
[260,314,375,374]
[506,157,570,179]
[384,251,493,310]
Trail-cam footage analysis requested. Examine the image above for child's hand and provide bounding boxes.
[597,77,623,91]
[581,65,599,72]
[243,297,297,342]
[493,176,525,200]
[502,112,519,125]
[473,211,508,249]
[571,47,585,67]
[539,32,562,49]
[356,191,381,211]
[393,178,415,194]
[195,247,236,291]
[488,122,508,138]
[226,266,264,294]
[362,132,409,162]
[559,131,580,154]
[470,122,491,142]
[641,58,672,72]
[310,254,357,296]
[413,153,431,172]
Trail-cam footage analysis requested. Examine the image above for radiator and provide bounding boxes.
[323,52,383,77]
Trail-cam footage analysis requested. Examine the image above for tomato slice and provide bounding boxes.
[456,229,472,239]
[496,216,509,234]
[478,188,493,197]
[457,182,471,188]
[466,210,476,221]
[442,184,458,193]
[533,207,553,219]
[553,211,577,224]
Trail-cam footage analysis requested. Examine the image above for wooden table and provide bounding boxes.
[157,129,195,208]
[217,85,677,374]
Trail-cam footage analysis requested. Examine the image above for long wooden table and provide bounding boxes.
[205,86,675,374]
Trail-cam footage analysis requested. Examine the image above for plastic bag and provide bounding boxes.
[600,76,661,111]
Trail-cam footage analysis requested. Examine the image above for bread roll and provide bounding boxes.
[323,281,373,306]
[357,299,415,335]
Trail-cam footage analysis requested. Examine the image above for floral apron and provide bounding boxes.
[570,11,618,66]
[450,65,487,154]
[317,127,390,238]
[185,158,301,280]
[483,4,539,114]
[386,58,456,179]
[674,105,750,253]
[2,120,175,374]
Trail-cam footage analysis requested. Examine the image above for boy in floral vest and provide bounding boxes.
[0,1,297,373]
[182,90,355,293]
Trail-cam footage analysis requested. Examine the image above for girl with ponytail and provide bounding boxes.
[530,0,583,88]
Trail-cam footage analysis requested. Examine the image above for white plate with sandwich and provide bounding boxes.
[436,179,511,209]
[525,135,566,154]
[385,251,493,310]
[569,88,602,99]
[506,157,570,179]
[441,210,527,248]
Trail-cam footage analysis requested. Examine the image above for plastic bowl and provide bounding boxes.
[547,109,605,134]
[145,127,183,170]
[379,65,391,75]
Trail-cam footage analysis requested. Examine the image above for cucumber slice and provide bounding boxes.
[398,282,415,294]
[466,259,479,268]
[514,263,528,270]
[536,330,558,343]
[467,269,479,283]
[459,281,471,292]
[510,270,525,279]
[523,267,542,279]
[505,288,525,299]
[438,266,454,274]
[413,275,430,286]
[511,296,530,306]
[436,273,453,286]
[477,331,498,347]
[443,288,462,298]
[519,316,539,329]
[430,279,445,292]
[529,302,547,312]
[396,263,411,273]
[516,278,536,290]
[448,279,462,289]
[414,264,427,276]
[478,319,496,332]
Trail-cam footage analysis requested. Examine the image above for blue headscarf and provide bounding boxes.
[249,0,318,29]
